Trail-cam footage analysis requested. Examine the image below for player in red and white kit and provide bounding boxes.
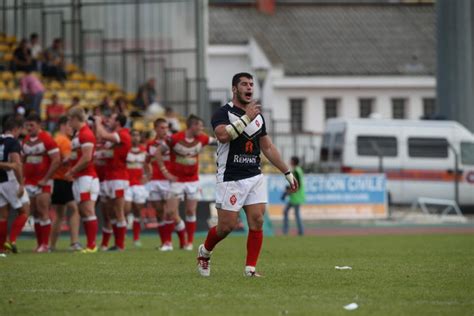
[22,113,60,253]
[94,113,131,251]
[125,130,148,247]
[166,115,214,251]
[145,118,179,251]
[66,107,100,253]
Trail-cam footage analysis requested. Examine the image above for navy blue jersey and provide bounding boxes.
[0,134,21,182]
[211,102,267,182]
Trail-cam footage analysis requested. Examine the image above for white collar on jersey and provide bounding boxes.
[1,134,14,138]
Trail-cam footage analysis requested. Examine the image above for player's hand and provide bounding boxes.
[166,173,178,182]
[245,100,261,121]
[65,170,73,180]
[93,115,102,125]
[38,178,48,187]
[17,185,24,198]
[284,171,299,193]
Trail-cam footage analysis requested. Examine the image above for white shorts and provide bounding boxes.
[146,180,170,201]
[72,176,100,203]
[125,185,149,204]
[215,174,267,212]
[0,180,30,209]
[169,181,201,200]
[25,180,54,197]
[103,180,129,199]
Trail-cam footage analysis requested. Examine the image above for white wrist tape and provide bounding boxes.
[284,171,296,186]
[225,115,251,140]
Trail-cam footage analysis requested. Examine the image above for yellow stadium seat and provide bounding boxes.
[14,71,25,80]
[91,82,105,90]
[0,82,5,89]
[0,90,10,100]
[64,81,80,90]
[84,73,97,82]
[48,81,63,90]
[133,120,146,131]
[11,89,21,100]
[84,90,100,101]
[0,44,9,52]
[65,64,79,73]
[56,90,70,100]
[6,80,15,89]
[2,53,13,62]
[126,92,136,102]
[43,91,53,99]
[106,82,120,92]
[69,72,84,81]
[5,36,16,45]
[1,71,13,81]
[78,81,91,90]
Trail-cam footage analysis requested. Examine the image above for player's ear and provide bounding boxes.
[232,86,237,94]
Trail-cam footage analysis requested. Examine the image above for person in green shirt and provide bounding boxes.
[282,156,305,235]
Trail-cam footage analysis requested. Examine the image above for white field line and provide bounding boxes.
[18,288,168,297]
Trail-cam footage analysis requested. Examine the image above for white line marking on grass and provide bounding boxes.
[19,288,168,297]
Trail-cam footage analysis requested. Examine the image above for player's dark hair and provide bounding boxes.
[116,113,127,127]
[186,114,202,128]
[154,117,167,127]
[3,116,23,132]
[25,113,42,123]
[291,156,300,166]
[232,72,253,87]
[58,115,68,127]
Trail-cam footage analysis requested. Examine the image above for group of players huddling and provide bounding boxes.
[0,72,298,277]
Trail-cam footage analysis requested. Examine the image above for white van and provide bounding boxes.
[320,118,474,206]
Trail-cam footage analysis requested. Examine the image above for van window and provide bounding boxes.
[408,137,448,158]
[332,132,344,161]
[461,142,474,165]
[357,136,397,157]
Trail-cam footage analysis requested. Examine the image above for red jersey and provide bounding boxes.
[126,146,146,186]
[146,137,171,180]
[22,130,59,185]
[94,142,107,181]
[169,131,210,182]
[103,128,131,181]
[70,124,97,178]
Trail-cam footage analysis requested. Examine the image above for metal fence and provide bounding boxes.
[0,0,208,118]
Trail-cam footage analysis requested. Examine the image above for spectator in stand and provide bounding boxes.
[12,38,34,72]
[98,96,113,117]
[134,78,157,111]
[42,38,66,81]
[46,94,66,132]
[19,70,45,115]
[69,96,80,110]
[164,106,180,134]
[29,33,42,72]
[113,97,131,128]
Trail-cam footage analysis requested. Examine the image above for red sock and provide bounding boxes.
[246,229,263,267]
[34,220,41,246]
[40,220,51,247]
[133,219,141,241]
[0,220,7,250]
[112,221,118,244]
[10,214,28,243]
[157,222,165,245]
[116,221,127,249]
[204,226,225,252]
[83,217,98,249]
[185,219,197,244]
[175,220,186,248]
[101,227,112,247]
[164,221,175,243]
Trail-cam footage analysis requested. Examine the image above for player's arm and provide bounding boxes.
[260,135,298,192]
[94,117,121,144]
[39,150,60,184]
[153,145,177,182]
[213,101,261,144]
[143,154,152,182]
[9,152,24,197]
[69,144,93,175]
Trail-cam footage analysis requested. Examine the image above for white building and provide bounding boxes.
[207,1,436,164]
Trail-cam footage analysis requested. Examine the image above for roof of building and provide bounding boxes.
[209,3,436,76]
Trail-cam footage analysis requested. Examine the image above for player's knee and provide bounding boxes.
[249,214,264,230]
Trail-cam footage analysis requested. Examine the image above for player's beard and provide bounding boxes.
[237,91,251,105]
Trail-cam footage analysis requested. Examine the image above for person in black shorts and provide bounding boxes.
[50,116,82,251]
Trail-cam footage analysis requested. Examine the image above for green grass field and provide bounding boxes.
[1,234,473,315]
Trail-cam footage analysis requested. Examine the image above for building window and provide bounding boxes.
[324,98,339,120]
[359,98,374,118]
[290,98,304,132]
[423,98,436,117]
[392,98,406,119]
[408,137,448,158]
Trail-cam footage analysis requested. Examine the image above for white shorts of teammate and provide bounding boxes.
[72,176,100,203]
[125,185,149,204]
[0,179,30,209]
[215,174,267,212]
[103,180,129,199]
[25,179,54,197]
[146,180,170,202]
[169,181,201,200]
